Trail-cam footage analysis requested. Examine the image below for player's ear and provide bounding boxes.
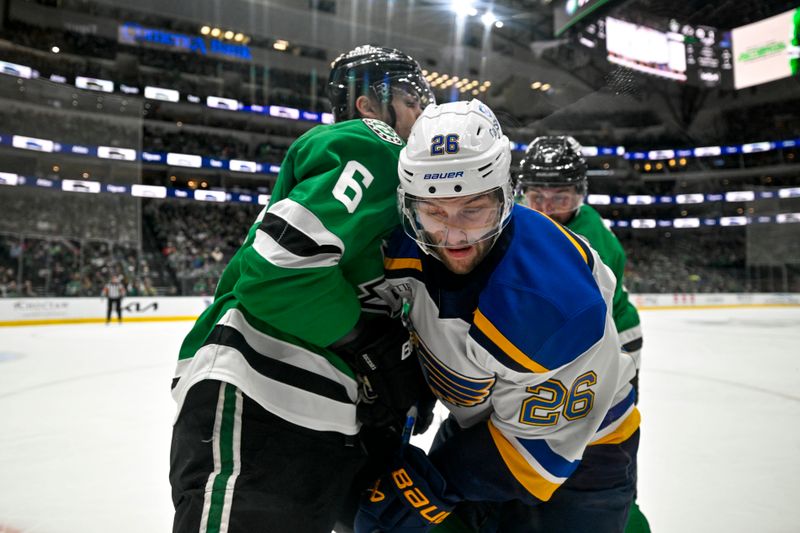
[355,95,381,119]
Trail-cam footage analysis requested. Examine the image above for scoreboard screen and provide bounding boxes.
[732,8,800,89]
[675,20,734,88]
[575,14,734,88]
[605,17,687,81]
[554,0,617,36]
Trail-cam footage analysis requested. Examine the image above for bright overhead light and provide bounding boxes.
[481,11,498,27]
[51,46,60,54]
[451,0,476,17]
[273,39,289,51]
[200,26,211,35]
[210,28,221,37]
[224,30,234,40]
[495,21,504,28]
[531,81,542,89]
[540,83,551,91]
[234,33,244,42]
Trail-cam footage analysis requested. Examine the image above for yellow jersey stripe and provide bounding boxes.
[474,309,549,373]
[589,407,641,446]
[487,421,561,502]
[384,257,422,271]
[536,210,589,265]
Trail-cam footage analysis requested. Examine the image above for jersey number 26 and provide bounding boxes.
[519,371,596,427]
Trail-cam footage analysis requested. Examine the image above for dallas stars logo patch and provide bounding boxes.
[362,118,403,146]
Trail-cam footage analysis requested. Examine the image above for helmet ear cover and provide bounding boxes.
[397,99,514,255]
[327,45,434,125]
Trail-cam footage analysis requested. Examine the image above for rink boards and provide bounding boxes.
[1,292,799,326]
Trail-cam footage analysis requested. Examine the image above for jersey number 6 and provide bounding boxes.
[332,160,376,214]
[519,371,597,427]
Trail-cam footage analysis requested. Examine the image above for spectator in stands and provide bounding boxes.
[65,273,82,296]
[22,280,35,297]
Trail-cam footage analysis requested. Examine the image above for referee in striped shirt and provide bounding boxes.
[102,275,126,324]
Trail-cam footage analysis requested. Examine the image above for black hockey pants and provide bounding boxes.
[170,380,368,533]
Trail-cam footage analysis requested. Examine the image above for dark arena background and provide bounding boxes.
[0,1,798,532]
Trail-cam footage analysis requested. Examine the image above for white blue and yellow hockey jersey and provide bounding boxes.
[383,204,640,504]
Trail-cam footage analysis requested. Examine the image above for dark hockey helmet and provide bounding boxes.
[327,45,434,125]
[515,135,588,196]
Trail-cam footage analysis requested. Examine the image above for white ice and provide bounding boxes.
[1,306,799,532]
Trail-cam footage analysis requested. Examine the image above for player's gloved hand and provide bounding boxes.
[355,445,459,533]
[413,388,437,436]
[331,316,427,431]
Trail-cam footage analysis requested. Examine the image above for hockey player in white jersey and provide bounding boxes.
[355,99,641,532]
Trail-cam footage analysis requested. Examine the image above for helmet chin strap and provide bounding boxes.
[386,104,397,129]
[379,93,397,129]
[370,85,397,129]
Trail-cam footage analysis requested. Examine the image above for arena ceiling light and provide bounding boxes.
[200,26,211,35]
[478,11,505,29]
[451,0,477,18]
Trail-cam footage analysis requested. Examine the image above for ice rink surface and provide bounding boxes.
[1,306,799,533]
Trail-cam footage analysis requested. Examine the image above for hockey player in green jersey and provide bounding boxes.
[169,45,434,533]
[516,135,650,533]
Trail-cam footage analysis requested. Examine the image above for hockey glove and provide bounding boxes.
[331,316,427,431]
[413,387,438,436]
[355,444,459,533]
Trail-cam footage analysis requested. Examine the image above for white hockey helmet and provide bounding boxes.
[397,99,513,255]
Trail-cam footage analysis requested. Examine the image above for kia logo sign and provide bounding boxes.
[123,302,159,313]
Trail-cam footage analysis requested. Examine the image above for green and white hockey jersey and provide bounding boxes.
[171,118,406,435]
[567,204,642,366]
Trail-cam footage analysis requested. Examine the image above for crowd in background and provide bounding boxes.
[0,105,294,166]
[621,233,749,294]
[0,19,328,112]
[0,236,163,297]
[142,199,261,295]
[2,196,797,298]
[0,1,798,299]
